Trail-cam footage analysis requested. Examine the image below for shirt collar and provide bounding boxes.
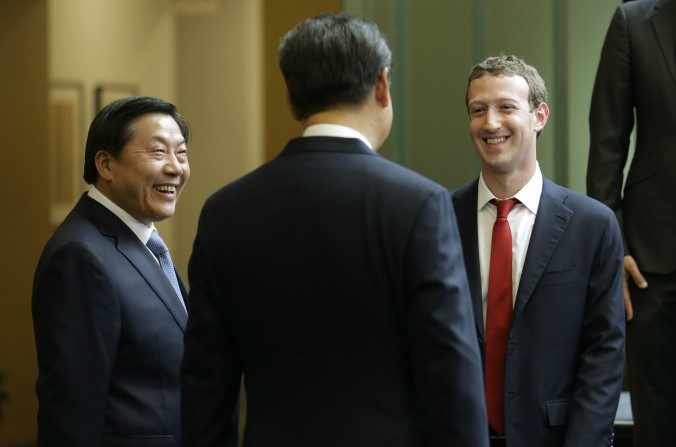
[477,163,543,214]
[87,186,155,244]
[302,123,373,150]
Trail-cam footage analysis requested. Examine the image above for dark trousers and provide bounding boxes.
[626,270,676,447]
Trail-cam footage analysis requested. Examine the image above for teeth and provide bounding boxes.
[486,136,507,144]
[154,185,176,193]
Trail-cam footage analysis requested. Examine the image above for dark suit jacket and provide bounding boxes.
[588,0,676,274]
[181,137,488,447]
[451,178,625,447]
[32,194,187,447]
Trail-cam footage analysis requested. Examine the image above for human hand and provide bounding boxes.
[623,255,647,321]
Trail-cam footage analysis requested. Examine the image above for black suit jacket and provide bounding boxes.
[32,194,187,447]
[452,178,625,447]
[588,0,676,274]
[181,137,489,447]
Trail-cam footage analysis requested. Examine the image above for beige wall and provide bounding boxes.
[174,0,265,276]
[0,1,48,444]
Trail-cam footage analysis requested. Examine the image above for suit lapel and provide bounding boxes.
[115,236,188,331]
[76,195,187,331]
[651,0,676,87]
[451,181,484,340]
[513,179,573,317]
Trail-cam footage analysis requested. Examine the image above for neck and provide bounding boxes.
[481,163,536,199]
[303,107,382,149]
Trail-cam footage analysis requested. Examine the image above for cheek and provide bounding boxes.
[181,164,191,182]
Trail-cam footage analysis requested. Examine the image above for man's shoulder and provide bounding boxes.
[39,200,119,262]
[207,144,447,208]
[621,0,659,19]
[369,155,447,193]
[544,179,615,221]
[449,180,478,200]
[50,207,100,243]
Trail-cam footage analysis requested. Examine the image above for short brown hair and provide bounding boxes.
[465,54,548,112]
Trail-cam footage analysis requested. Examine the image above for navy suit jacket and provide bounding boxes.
[588,0,676,274]
[451,177,625,447]
[33,194,187,447]
[182,137,489,447]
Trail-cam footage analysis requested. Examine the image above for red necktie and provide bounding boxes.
[485,198,518,435]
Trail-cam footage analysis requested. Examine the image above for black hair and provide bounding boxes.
[82,95,189,184]
[278,13,392,120]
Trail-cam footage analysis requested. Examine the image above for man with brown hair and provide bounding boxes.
[452,54,625,446]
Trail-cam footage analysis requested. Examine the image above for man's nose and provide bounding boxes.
[484,108,501,130]
[164,153,184,175]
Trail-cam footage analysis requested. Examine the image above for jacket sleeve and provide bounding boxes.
[403,189,489,447]
[587,5,634,232]
[563,212,625,447]
[32,243,120,447]
[181,212,239,447]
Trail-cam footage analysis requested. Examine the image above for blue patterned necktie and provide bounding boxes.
[146,230,186,312]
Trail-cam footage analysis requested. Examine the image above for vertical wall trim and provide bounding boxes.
[341,0,405,163]
[552,0,569,186]
[390,0,405,164]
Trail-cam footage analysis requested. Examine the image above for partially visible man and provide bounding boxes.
[181,13,488,447]
[451,55,625,446]
[33,96,191,446]
[588,1,676,444]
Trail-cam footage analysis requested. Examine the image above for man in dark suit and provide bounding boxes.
[33,96,192,446]
[451,55,625,446]
[588,1,676,444]
[181,13,488,447]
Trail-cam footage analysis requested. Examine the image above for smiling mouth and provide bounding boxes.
[154,185,177,194]
[485,136,508,144]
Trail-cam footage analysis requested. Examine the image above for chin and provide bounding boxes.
[153,209,176,222]
[481,159,513,174]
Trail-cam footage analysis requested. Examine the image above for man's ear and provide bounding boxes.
[94,150,114,182]
[374,67,391,109]
[534,102,549,133]
[286,88,301,122]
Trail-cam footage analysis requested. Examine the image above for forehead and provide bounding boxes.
[467,74,530,103]
[128,113,182,141]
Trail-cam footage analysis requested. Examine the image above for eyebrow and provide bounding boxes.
[146,135,186,147]
[468,97,522,107]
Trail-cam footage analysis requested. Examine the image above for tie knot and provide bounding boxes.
[146,230,169,256]
[491,198,519,219]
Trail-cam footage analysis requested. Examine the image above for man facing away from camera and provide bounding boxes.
[181,13,488,447]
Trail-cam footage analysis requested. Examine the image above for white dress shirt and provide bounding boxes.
[87,186,157,258]
[303,123,373,150]
[477,164,543,326]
